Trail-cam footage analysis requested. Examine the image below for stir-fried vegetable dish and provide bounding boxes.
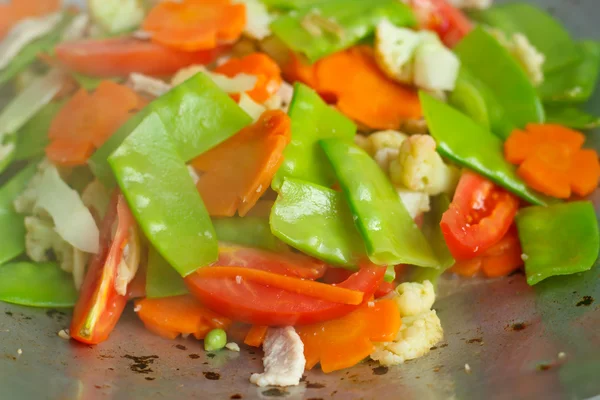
[0,0,598,388]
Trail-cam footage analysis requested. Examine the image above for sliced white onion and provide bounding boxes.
[61,14,90,41]
[129,73,172,98]
[35,165,100,254]
[238,93,266,121]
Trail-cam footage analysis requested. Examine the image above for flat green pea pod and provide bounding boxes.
[468,3,580,73]
[272,83,356,190]
[545,105,600,131]
[320,138,439,268]
[146,247,189,299]
[449,67,515,139]
[270,0,416,62]
[0,163,37,265]
[213,216,287,252]
[13,101,65,161]
[0,13,74,86]
[420,91,552,206]
[412,194,455,284]
[538,41,600,105]
[109,112,218,277]
[0,262,78,307]
[270,177,366,268]
[516,201,599,286]
[454,26,545,128]
[90,72,252,187]
[261,0,324,10]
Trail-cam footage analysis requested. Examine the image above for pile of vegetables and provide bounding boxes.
[0,0,598,380]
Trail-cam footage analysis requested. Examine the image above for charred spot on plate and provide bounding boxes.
[261,388,287,397]
[46,309,66,321]
[5,311,13,317]
[122,355,158,374]
[206,353,216,358]
[188,354,200,359]
[145,377,155,381]
[433,365,443,372]
[306,382,325,389]
[467,338,483,344]
[230,394,242,399]
[508,269,525,277]
[439,343,448,348]
[203,371,220,380]
[307,398,324,400]
[576,296,594,307]
[537,363,553,371]
[372,366,388,375]
[175,344,187,351]
[511,323,526,331]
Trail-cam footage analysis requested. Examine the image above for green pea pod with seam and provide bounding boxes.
[454,26,545,128]
[270,0,416,62]
[0,163,37,266]
[449,67,515,139]
[90,72,252,187]
[13,101,65,161]
[145,247,189,299]
[420,91,553,206]
[260,0,325,10]
[109,112,218,277]
[538,41,600,104]
[468,3,580,73]
[320,138,439,268]
[270,177,366,268]
[272,83,356,191]
[0,13,74,86]
[0,262,78,307]
[545,105,600,130]
[213,216,287,252]
[516,201,599,286]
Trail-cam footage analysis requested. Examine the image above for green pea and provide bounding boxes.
[204,329,227,352]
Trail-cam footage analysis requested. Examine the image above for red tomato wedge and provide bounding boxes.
[70,193,135,344]
[322,267,394,298]
[441,171,519,260]
[55,38,227,77]
[216,244,326,279]
[409,0,472,47]
[185,265,386,326]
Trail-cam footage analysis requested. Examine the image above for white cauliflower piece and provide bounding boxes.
[447,0,493,9]
[390,135,460,195]
[414,37,461,91]
[354,134,374,155]
[394,280,436,317]
[374,147,400,174]
[234,0,273,40]
[264,81,294,112]
[396,188,430,219]
[488,29,545,86]
[375,20,422,84]
[369,130,408,152]
[24,216,75,273]
[371,309,443,366]
[250,327,306,387]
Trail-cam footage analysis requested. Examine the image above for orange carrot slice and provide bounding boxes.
[282,51,319,88]
[142,0,245,52]
[194,267,365,305]
[244,325,268,347]
[297,299,401,373]
[504,129,538,165]
[517,142,572,198]
[315,46,422,129]
[0,0,60,39]
[570,149,600,197]
[191,110,291,217]
[135,295,231,340]
[214,53,282,103]
[526,123,585,156]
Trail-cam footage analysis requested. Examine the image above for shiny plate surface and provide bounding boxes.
[1,0,600,399]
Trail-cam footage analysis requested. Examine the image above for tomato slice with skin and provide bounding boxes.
[55,38,227,78]
[441,170,520,261]
[70,192,135,344]
[322,266,393,298]
[185,265,386,326]
[409,0,472,47]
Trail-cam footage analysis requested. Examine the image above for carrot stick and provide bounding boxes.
[244,325,268,347]
[191,110,291,217]
[194,267,365,305]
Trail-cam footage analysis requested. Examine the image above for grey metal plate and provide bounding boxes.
[1,1,600,399]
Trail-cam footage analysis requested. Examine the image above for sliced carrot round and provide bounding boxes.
[570,149,600,197]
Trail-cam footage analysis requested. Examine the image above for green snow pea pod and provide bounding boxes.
[260,0,325,9]
[109,112,218,277]
[468,3,580,73]
[516,201,599,286]
[320,138,438,268]
[538,41,600,105]
[545,105,600,131]
[449,67,515,139]
[454,26,545,128]
[0,13,74,86]
[13,101,65,161]
[420,92,552,206]
[146,247,189,299]
[272,83,355,191]
[0,262,77,307]
[0,163,37,265]
[213,216,287,252]
[90,72,252,187]
[270,0,416,62]
[270,177,366,268]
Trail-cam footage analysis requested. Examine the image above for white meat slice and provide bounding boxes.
[250,327,306,387]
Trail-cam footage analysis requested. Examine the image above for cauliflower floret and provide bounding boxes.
[374,148,400,174]
[414,37,461,92]
[375,20,422,84]
[396,188,430,219]
[234,0,272,40]
[263,81,294,112]
[390,135,459,195]
[354,134,374,155]
[394,280,436,317]
[369,130,408,151]
[24,216,75,272]
[446,0,493,9]
[488,29,545,86]
[371,309,443,366]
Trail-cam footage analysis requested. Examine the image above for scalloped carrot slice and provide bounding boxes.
[517,142,572,198]
[504,129,538,165]
[570,149,600,197]
[214,53,282,103]
[0,0,60,39]
[525,123,585,156]
[191,110,291,217]
[142,0,245,52]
